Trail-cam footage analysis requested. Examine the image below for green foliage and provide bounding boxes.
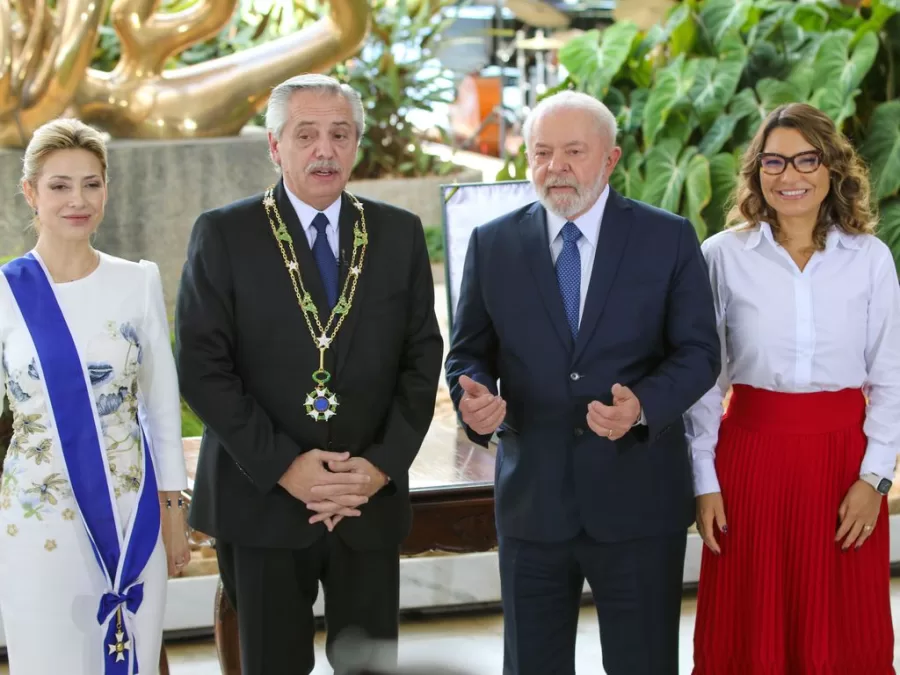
[498,0,900,268]
[88,0,460,177]
[170,333,204,438]
[423,224,445,263]
[329,0,460,179]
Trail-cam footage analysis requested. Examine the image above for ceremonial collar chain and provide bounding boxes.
[262,186,368,421]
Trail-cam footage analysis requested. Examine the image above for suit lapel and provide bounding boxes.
[573,189,633,362]
[334,193,369,378]
[273,180,330,315]
[518,202,573,352]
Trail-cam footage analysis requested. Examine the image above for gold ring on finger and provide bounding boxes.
[607,428,612,439]
[864,524,873,531]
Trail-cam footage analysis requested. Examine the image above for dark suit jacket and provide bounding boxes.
[175,179,443,550]
[445,189,720,543]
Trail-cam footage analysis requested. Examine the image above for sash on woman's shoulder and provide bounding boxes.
[1,253,160,675]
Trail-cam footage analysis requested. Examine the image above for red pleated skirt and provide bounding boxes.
[693,385,895,675]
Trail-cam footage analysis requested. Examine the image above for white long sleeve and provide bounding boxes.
[137,260,188,492]
[685,223,900,496]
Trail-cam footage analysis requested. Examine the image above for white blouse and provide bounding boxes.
[685,223,900,496]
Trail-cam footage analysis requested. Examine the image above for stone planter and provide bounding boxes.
[348,167,483,228]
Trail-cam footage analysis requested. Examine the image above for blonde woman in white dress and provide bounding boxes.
[0,118,190,675]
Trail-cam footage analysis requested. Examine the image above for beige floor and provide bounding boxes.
[6,581,900,674]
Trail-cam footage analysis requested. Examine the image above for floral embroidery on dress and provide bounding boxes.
[24,439,51,465]
[2,318,148,544]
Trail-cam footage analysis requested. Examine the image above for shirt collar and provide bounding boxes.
[546,184,610,248]
[744,221,862,251]
[284,185,342,232]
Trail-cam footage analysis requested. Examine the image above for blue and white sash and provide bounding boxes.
[1,253,160,675]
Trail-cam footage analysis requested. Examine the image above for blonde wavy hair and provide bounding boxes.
[727,103,875,249]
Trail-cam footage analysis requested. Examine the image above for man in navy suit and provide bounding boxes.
[445,91,720,674]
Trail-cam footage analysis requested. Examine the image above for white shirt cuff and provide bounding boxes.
[860,441,898,483]
[692,456,721,496]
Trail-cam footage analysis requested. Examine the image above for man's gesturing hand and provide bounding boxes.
[458,375,506,436]
[587,384,641,441]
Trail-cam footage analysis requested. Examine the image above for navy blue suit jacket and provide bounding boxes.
[445,189,720,543]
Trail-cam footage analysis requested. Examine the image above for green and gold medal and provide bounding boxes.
[263,187,368,421]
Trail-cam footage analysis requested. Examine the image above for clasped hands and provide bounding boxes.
[458,375,641,440]
[278,450,388,531]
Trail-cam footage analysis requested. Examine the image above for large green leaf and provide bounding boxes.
[813,30,879,98]
[876,199,900,276]
[700,0,754,49]
[699,113,740,156]
[809,86,858,128]
[756,78,802,114]
[559,22,641,98]
[604,87,627,118]
[685,153,712,239]
[729,87,761,122]
[690,56,745,126]
[861,101,900,201]
[666,3,699,57]
[611,152,646,200]
[642,55,698,147]
[786,61,816,100]
[658,105,699,147]
[790,3,829,32]
[642,140,692,213]
[618,88,649,135]
[704,153,739,237]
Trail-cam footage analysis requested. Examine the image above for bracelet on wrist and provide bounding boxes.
[160,496,187,511]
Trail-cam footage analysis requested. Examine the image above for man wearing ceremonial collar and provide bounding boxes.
[175,73,443,674]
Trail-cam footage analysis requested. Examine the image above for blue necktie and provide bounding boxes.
[310,212,338,309]
[556,221,582,338]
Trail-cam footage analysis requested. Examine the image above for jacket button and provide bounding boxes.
[570,372,580,381]
[574,428,584,437]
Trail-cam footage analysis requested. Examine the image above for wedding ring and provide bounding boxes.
[607,429,612,439]
[864,525,873,531]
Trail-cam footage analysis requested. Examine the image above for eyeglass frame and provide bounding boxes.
[756,150,824,176]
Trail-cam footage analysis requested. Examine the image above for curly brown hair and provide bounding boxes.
[727,103,876,249]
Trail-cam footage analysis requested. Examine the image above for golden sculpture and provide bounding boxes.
[0,0,371,146]
[0,0,112,147]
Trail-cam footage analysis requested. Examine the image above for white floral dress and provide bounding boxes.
[0,251,187,675]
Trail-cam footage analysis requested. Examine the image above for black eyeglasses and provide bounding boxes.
[757,151,823,175]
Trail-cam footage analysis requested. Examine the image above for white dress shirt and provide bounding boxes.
[685,222,900,496]
[545,184,610,324]
[285,186,341,259]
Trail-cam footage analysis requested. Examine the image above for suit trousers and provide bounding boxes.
[499,530,687,675]
[217,534,401,675]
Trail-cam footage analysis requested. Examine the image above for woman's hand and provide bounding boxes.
[836,480,882,550]
[696,492,728,555]
[160,491,191,577]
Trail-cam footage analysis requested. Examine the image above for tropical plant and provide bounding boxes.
[498,0,900,269]
[329,0,461,179]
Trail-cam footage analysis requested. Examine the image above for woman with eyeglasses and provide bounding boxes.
[687,102,899,673]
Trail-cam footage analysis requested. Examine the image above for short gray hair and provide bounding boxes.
[523,90,618,150]
[265,74,366,142]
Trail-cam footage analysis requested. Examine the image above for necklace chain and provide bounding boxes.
[262,186,368,403]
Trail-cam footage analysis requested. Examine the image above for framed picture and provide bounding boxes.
[440,180,538,330]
